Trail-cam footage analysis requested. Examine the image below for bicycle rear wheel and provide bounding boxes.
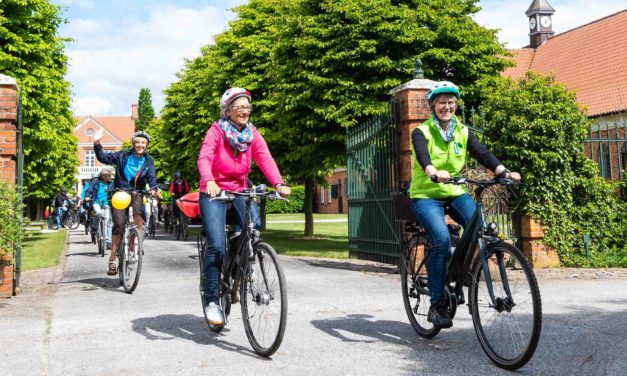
[469,241,542,370]
[97,220,106,257]
[240,241,287,357]
[400,236,440,338]
[119,227,143,293]
[69,212,80,230]
[198,238,230,333]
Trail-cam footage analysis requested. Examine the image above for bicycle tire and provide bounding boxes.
[98,220,106,257]
[175,217,182,240]
[400,236,440,338]
[119,227,143,293]
[69,213,80,230]
[240,241,287,357]
[468,241,542,370]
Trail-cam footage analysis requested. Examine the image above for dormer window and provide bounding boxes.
[86,128,94,136]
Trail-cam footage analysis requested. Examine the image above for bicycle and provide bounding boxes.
[197,187,288,357]
[93,205,109,257]
[147,197,159,238]
[396,176,542,370]
[111,189,148,293]
[175,211,189,241]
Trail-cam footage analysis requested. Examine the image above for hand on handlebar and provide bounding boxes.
[429,170,451,183]
[276,185,291,197]
[506,171,522,182]
[206,181,221,197]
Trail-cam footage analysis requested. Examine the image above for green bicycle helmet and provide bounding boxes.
[427,81,460,103]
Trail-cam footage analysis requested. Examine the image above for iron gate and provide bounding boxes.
[346,102,403,264]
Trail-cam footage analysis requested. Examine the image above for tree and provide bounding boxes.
[264,0,508,236]
[135,88,155,131]
[478,72,627,266]
[0,0,78,204]
[157,0,509,237]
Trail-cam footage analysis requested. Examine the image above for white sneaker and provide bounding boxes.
[204,302,224,325]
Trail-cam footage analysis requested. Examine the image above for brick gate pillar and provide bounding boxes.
[0,74,18,184]
[389,61,435,186]
[0,74,18,298]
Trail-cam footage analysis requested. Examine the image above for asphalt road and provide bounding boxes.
[1,226,626,376]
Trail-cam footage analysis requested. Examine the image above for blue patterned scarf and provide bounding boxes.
[433,115,458,143]
[218,118,254,153]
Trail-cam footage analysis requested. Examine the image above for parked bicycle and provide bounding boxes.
[197,187,288,357]
[110,189,148,293]
[396,175,541,370]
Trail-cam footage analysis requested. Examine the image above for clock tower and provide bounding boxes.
[526,0,555,48]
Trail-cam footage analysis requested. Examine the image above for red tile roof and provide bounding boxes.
[503,10,627,117]
[76,115,135,143]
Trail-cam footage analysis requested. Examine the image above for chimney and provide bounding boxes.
[131,104,139,120]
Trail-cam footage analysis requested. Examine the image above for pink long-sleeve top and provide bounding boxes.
[197,122,284,193]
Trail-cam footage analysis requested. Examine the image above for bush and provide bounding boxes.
[478,73,627,267]
[0,181,24,256]
[265,185,304,214]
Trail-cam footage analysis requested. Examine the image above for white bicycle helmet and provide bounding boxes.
[427,81,460,103]
[220,88,252,110]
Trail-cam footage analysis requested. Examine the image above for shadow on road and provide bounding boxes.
[66,252,102,257]
[131,314,269,360]
[56,277,127,293]
[301,259,397,274]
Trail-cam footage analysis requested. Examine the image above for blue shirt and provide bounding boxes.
[96,181,113,206]
[124,154,146,185]
[81,181,90,199]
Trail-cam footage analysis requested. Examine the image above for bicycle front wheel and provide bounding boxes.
[98,221,106,257]
[469,241,542,370]
[119,227,143,293]
[400,237,440,338]
[240,242,287,357]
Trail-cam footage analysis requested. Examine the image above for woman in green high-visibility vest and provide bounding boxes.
[410,81,521,329]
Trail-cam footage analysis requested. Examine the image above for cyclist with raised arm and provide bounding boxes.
[197,87,290,326]
[410,81,521,328]
[93,128,159,276]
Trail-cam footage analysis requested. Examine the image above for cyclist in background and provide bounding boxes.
[169,171,190,221]
[410,81,521,329]
[93,128,159,276]
[84,168,114,250]
[197,87,290,325]
[54,187,70,229]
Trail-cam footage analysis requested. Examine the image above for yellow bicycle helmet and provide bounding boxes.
[111,191,132,210]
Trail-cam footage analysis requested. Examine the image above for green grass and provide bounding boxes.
[263,214,348,258]
[21,229,67,271]
[188,213,349,259]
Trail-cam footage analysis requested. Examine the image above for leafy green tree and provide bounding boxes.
[158,0,508,237]
[135,88,155,131]
[0,0,78,205]
[265,0,508,236]
[478,72,627,266]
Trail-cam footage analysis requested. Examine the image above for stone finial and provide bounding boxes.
[413,59,424,79]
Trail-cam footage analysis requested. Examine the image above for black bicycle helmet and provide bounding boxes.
[132,130,150,143]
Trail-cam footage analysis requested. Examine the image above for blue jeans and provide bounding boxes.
[411,194,476,305]
[199,192,261,304]
[56,207,67,228]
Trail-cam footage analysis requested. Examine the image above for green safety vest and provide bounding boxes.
[410,115,469,199]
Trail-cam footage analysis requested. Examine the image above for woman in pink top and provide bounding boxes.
[197,88,291,326]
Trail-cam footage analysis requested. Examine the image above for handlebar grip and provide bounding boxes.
[430,175,438,183]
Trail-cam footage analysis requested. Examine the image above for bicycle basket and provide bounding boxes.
[391,192,416,222]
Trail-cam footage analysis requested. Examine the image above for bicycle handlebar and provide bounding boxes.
[429,175,521,188]
[209,189,289,203]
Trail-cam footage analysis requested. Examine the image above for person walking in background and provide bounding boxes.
[54,187,70,229]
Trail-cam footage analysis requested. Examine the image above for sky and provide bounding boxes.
[55,0,626,116]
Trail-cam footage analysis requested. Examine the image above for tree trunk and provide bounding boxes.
[304,176,314,238]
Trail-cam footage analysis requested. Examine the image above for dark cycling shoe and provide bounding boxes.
[427,301,453,328]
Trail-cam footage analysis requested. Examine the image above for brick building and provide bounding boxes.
[73,104,138,195]
[314,168,348,214]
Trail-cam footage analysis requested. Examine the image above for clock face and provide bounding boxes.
[529,18,536,30]
[540,16,551,28]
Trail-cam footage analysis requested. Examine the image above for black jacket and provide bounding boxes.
[54,192,69,208]
[94,143,158,191]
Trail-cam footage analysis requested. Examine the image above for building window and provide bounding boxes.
[85,128,94,136]
[328,187,332,204]
[320,187,325,205]
[85,150,95,167]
